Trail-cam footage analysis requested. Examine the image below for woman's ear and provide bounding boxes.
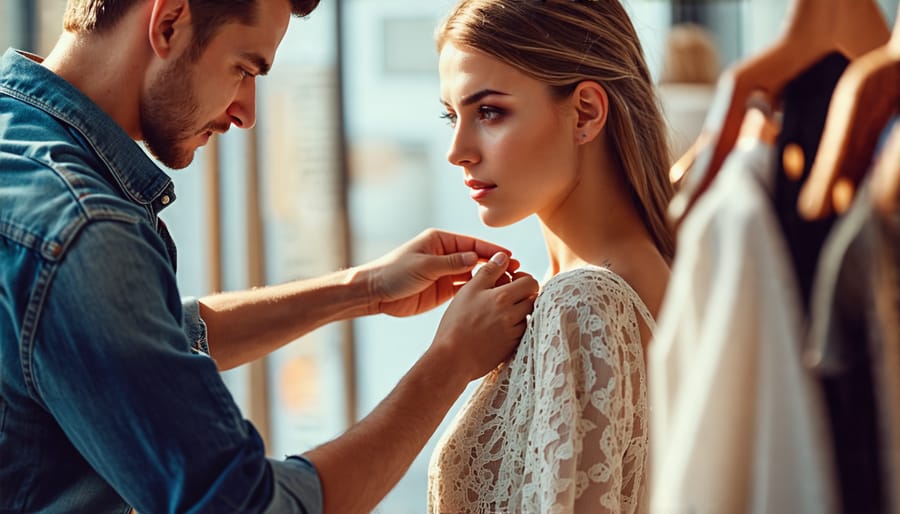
[571,81,609,144]
[148,0,192,59]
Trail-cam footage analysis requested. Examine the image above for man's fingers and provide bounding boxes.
[509,270,531,282]
[495,271,539,303]
[467,252,511,289]
[510,320,529,339]
[423,230,521,276]
[433,230,512,262]
[423,251,478,283]
[508,297,536,325]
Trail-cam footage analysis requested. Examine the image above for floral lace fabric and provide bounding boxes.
[428,266,655,514]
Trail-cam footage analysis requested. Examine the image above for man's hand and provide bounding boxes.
[361,229,521,317]
[302,250,537,514]
[431,252,539,381]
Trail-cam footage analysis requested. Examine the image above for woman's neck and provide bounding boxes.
[539,151,651,277]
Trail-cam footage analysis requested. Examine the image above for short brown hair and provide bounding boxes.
[64,0,320,54]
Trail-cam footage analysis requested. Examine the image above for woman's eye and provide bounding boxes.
[440,106,503,128]
[477,106,505,122]
[440,111,458,127]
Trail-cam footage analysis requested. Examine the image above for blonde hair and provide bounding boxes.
[437,0,675,262]
[659,23,720,84]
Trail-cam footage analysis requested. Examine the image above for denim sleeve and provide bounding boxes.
[265,457,324,514]
[181,296,210,355]
[30,219,322,514]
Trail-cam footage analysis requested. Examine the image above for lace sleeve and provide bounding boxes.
[521,270,648,514]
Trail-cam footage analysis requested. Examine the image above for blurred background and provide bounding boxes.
[2,0,898,512]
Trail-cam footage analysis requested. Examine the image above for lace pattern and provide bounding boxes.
[428,266,654,514]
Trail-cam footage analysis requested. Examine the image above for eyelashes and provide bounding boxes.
[440,106,507,128]
[440,111,458,127]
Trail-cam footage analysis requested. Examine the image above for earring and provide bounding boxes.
[580,133,587,140]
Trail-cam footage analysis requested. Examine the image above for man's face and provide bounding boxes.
[140,51,205,169]
[140,0,292,169]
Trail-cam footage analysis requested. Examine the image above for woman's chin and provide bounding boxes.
[478,210,522,228]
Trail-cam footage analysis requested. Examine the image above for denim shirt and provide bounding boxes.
[0,49,322,514]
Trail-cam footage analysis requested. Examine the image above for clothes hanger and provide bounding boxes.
[799,4,900,220]
[668,0,890,227]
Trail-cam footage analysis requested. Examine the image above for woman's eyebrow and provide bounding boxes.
[460,89,508,106]
[441,89,511,108]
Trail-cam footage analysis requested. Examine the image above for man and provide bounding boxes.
[0,0,539,513]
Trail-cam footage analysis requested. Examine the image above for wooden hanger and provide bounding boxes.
[799,4,900,220]
[668,0,890,227]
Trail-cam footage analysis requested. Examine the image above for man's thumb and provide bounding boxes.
[471,252,510,287]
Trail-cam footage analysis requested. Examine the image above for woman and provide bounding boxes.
[428,1,674,512]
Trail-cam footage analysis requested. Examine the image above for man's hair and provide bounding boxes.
[64,0,320,54]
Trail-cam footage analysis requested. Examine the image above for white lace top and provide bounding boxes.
[428,266,655,514]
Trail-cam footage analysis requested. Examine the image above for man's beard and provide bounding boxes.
[140,53,203,170]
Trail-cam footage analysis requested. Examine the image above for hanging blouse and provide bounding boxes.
[649,130,838,514]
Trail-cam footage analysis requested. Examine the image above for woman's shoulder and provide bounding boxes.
[535,243,669,338]
[541,265,627,294]
[541,250,668,313]
[538,265,645,316]
[607,243,670,321]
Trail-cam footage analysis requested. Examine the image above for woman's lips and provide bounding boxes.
[465,179,496,200]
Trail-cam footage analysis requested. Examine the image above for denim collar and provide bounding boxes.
[0,48,175,211]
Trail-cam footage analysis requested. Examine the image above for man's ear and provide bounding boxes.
[148,0,192,59]
[571,81,609,145]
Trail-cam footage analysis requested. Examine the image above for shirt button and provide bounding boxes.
[160,195,171,205]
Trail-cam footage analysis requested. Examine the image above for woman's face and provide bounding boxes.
[439,42,580,227]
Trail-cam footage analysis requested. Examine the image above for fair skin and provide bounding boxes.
[439,42,669,340]
[40,1,539,513]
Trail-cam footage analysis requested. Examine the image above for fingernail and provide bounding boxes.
[490,252,508,265]
[462,252,477,266]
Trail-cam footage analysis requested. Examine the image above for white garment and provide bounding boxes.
[428,266,655,514]
[649,138,838,513]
